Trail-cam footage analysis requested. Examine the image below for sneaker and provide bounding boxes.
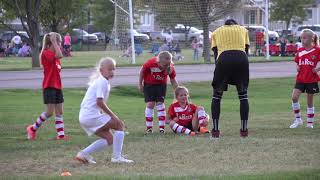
[111,156,134,164]
[75,151,96,164]
[240,129,248,138]
[145,128,153,134]
[199,127,210,134]
[211,130,220,138]
[306,122,314,128]
[289,119,303,128]
[26,125,36,140]
[159,128,165,134]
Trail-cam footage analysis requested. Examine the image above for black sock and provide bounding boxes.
[238,91,249,131]
[211,90,223,131]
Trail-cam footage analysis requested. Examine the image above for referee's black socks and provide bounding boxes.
[211,90,223,131]
[238,91,249,131]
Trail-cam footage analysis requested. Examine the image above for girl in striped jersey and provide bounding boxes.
[167,86,210,136]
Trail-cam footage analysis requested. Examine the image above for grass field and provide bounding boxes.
[0,50,293,71]
[0,77,319,179]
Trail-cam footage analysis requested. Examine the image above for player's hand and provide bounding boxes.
[172,117,179,122]
[49,33,57,44]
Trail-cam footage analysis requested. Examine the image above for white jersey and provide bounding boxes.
[80,75,110,119]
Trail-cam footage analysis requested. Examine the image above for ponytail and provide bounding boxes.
[314,34,318,46]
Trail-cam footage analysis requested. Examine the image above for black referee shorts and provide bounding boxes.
[143,83,167,103]
[212,50,249,92]
[43,88,64,104]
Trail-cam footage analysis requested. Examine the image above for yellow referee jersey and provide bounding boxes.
[211,25,250,57]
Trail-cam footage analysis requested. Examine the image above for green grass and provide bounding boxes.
[0,78,319,179]
[0,50,292,71]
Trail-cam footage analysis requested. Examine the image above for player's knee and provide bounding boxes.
[169,120,176,127]
[238,91,248,101]
[147,102,156,109]
[196,106,204,111]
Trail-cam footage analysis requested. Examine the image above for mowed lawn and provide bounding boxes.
[0,50,292,71]
[0,78,319,179]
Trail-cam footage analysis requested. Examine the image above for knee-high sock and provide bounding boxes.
[197,109,207,127]
[32,112,48,131]
[55,115,65,138]
[82,138,108,155]
[171,123,192,135]
[211,91,222,131]
[156,103,166,129]
[292,102,301,121]
[238,91,249,131]
[145,107,154,129]
[112,131,124,159]
[307,107,315,124]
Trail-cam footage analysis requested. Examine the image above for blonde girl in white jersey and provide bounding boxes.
[76,57,134,164]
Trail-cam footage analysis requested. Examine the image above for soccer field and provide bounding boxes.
[0,50,292,71]
[0,78,319,179]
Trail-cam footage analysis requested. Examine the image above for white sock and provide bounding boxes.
[82,139,108,155]
[112,131,124,159]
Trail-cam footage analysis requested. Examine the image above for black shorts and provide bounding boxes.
[43,88,64,104]
[212,50,249,92]
[294,82,319,94]
[185,123,200,132]
[143,83,167,102]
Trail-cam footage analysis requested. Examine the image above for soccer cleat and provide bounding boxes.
[145,128,153,134]
[211,129,220,138]
[111,156,134,164]
[240,129,248,138]
[289,119,303,128]
[75,151,96,164]
[26,125,37,140]
[199,127,210,134]
[159,128,165,134]
[306,122,314,128]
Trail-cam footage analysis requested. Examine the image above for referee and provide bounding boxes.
[210,19,250,138]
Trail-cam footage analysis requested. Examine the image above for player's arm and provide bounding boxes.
[170,78,178,90]
[96,98,120,120]
[49,33,63,59]
[138,67,144,93]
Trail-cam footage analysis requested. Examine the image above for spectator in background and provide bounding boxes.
[18,42,31,57]
[279,37,287,57]
[63,33,72,57]
[191,38,200,61]
[255,30,264,56]
[11,34,22,55]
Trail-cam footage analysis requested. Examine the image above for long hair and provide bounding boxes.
[301,29,318,46]
[88,57,116,86]
[39,32,62,63]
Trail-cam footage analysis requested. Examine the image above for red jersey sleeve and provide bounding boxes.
[169,66,176,79]
[168,104,176,118]
[190,104,198,113]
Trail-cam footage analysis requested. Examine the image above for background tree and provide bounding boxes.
[270,0,313,30]
[91,0,115,33]
[137,0,240,62]
[0,0,42,68]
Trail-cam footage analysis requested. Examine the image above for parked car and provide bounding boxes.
[71,29,98,44]
[92,32,111,43]
[0,31,29,42]
[294,25,320,39]
[160,24,209,42]
[130,29,150,41]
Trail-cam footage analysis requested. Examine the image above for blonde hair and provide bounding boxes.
[39,32,62,60]
[158,51,172,63]
[301,29,318,46]
[88,57,116,86]
[175,86,189,98]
